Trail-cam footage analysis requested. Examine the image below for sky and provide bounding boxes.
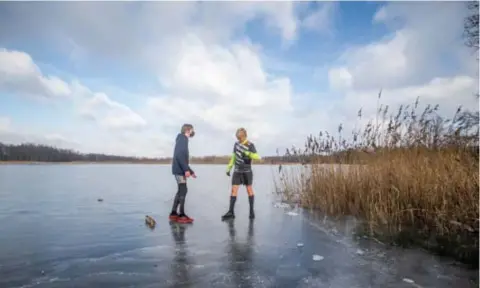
[0,1,478,158]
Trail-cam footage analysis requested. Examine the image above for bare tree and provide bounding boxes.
[464,1,479,53]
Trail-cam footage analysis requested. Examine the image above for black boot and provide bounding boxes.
[248,195,255,219]
[222,196,236,220]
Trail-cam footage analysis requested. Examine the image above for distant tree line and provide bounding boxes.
[0,142,358,164]
[1,138,476,165]
[0,142,308,164]
[0,142,162,163]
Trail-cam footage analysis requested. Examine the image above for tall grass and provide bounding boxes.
[276,95,479,266]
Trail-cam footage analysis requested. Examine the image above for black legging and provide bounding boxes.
[172,183,188,214]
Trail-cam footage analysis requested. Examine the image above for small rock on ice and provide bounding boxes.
[402,278,415,284]
[297,243,304,247]
[286,211,299,216]
[356,249,364,255]
[312,254,324,261]
[274,202,290,208]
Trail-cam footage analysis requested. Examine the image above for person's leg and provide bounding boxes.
[170,175,185,220]
[170,191,180,217]
[229,185,240,212]
[171,175,193,223]
[245,171,255,219]
[178,182,188,215]
[177,180,194,223]
[222,173,241,220]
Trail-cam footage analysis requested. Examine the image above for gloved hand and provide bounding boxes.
[243,150,251,157]
[226,171,231,177]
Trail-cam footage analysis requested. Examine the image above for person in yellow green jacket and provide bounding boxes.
[222,127,261,220]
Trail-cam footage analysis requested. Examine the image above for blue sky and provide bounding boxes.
[0,1,477,157]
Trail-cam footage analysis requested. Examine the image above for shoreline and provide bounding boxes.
[0,161,302,165]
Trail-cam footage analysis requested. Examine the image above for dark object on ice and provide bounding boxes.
[97,198,103,202]
[145,215,156,229]
[222,210,235,221]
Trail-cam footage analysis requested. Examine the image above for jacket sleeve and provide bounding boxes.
[174,137,190,174]
[186,140,194,174]
[246,143,261,160]
[226,153,236,172]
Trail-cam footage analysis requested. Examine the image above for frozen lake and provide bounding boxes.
[0,164,477,287]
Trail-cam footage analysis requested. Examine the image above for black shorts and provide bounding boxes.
[232,171,253,186]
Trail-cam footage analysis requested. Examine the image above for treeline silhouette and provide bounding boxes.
[1,141,476,165]
[0,142,162,163]
[0,142,309,164]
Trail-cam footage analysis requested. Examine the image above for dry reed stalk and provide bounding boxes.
[275,96,479,266]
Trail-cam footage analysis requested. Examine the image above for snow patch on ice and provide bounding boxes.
[403,278,415,284]
[356,249,365,255]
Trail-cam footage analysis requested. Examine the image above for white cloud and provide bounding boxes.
[329,2,476,91]
[0,2,477,158]
[0,117,10,131]
[344,76,478,123]
[0,2,315,156]
[0,48,71,98]
[323,2,479,138]
[0,122,79,150]
[301,2,337,34]
[0,114,157,157]
[328,67,353,91]
[77,91,147,131]
[0,2,307,156]
[197,2,299,42]
[330,31,409,90]
[0,2,301,67]
[146,35,294,154]
[0,114,88,153]
[0,47,147,132]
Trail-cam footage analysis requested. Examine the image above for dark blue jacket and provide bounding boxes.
[172,133,194,175]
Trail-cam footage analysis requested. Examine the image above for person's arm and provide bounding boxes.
[244,143,261,160]
[185,140,195,175]
[188,163,194,175]
[174,136,190,174]
[226,153,236,172]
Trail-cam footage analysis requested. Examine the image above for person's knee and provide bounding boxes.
[246,185,254,196]
[175,175,186,185]
[178,183,188,197]
[231,186,239,197]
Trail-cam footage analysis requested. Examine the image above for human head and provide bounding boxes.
[181,123,195,138]
[236,127,247,142]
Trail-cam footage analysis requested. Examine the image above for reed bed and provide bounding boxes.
[275,95,479,266]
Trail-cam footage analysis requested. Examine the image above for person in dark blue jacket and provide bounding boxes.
[169,124,196,223]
